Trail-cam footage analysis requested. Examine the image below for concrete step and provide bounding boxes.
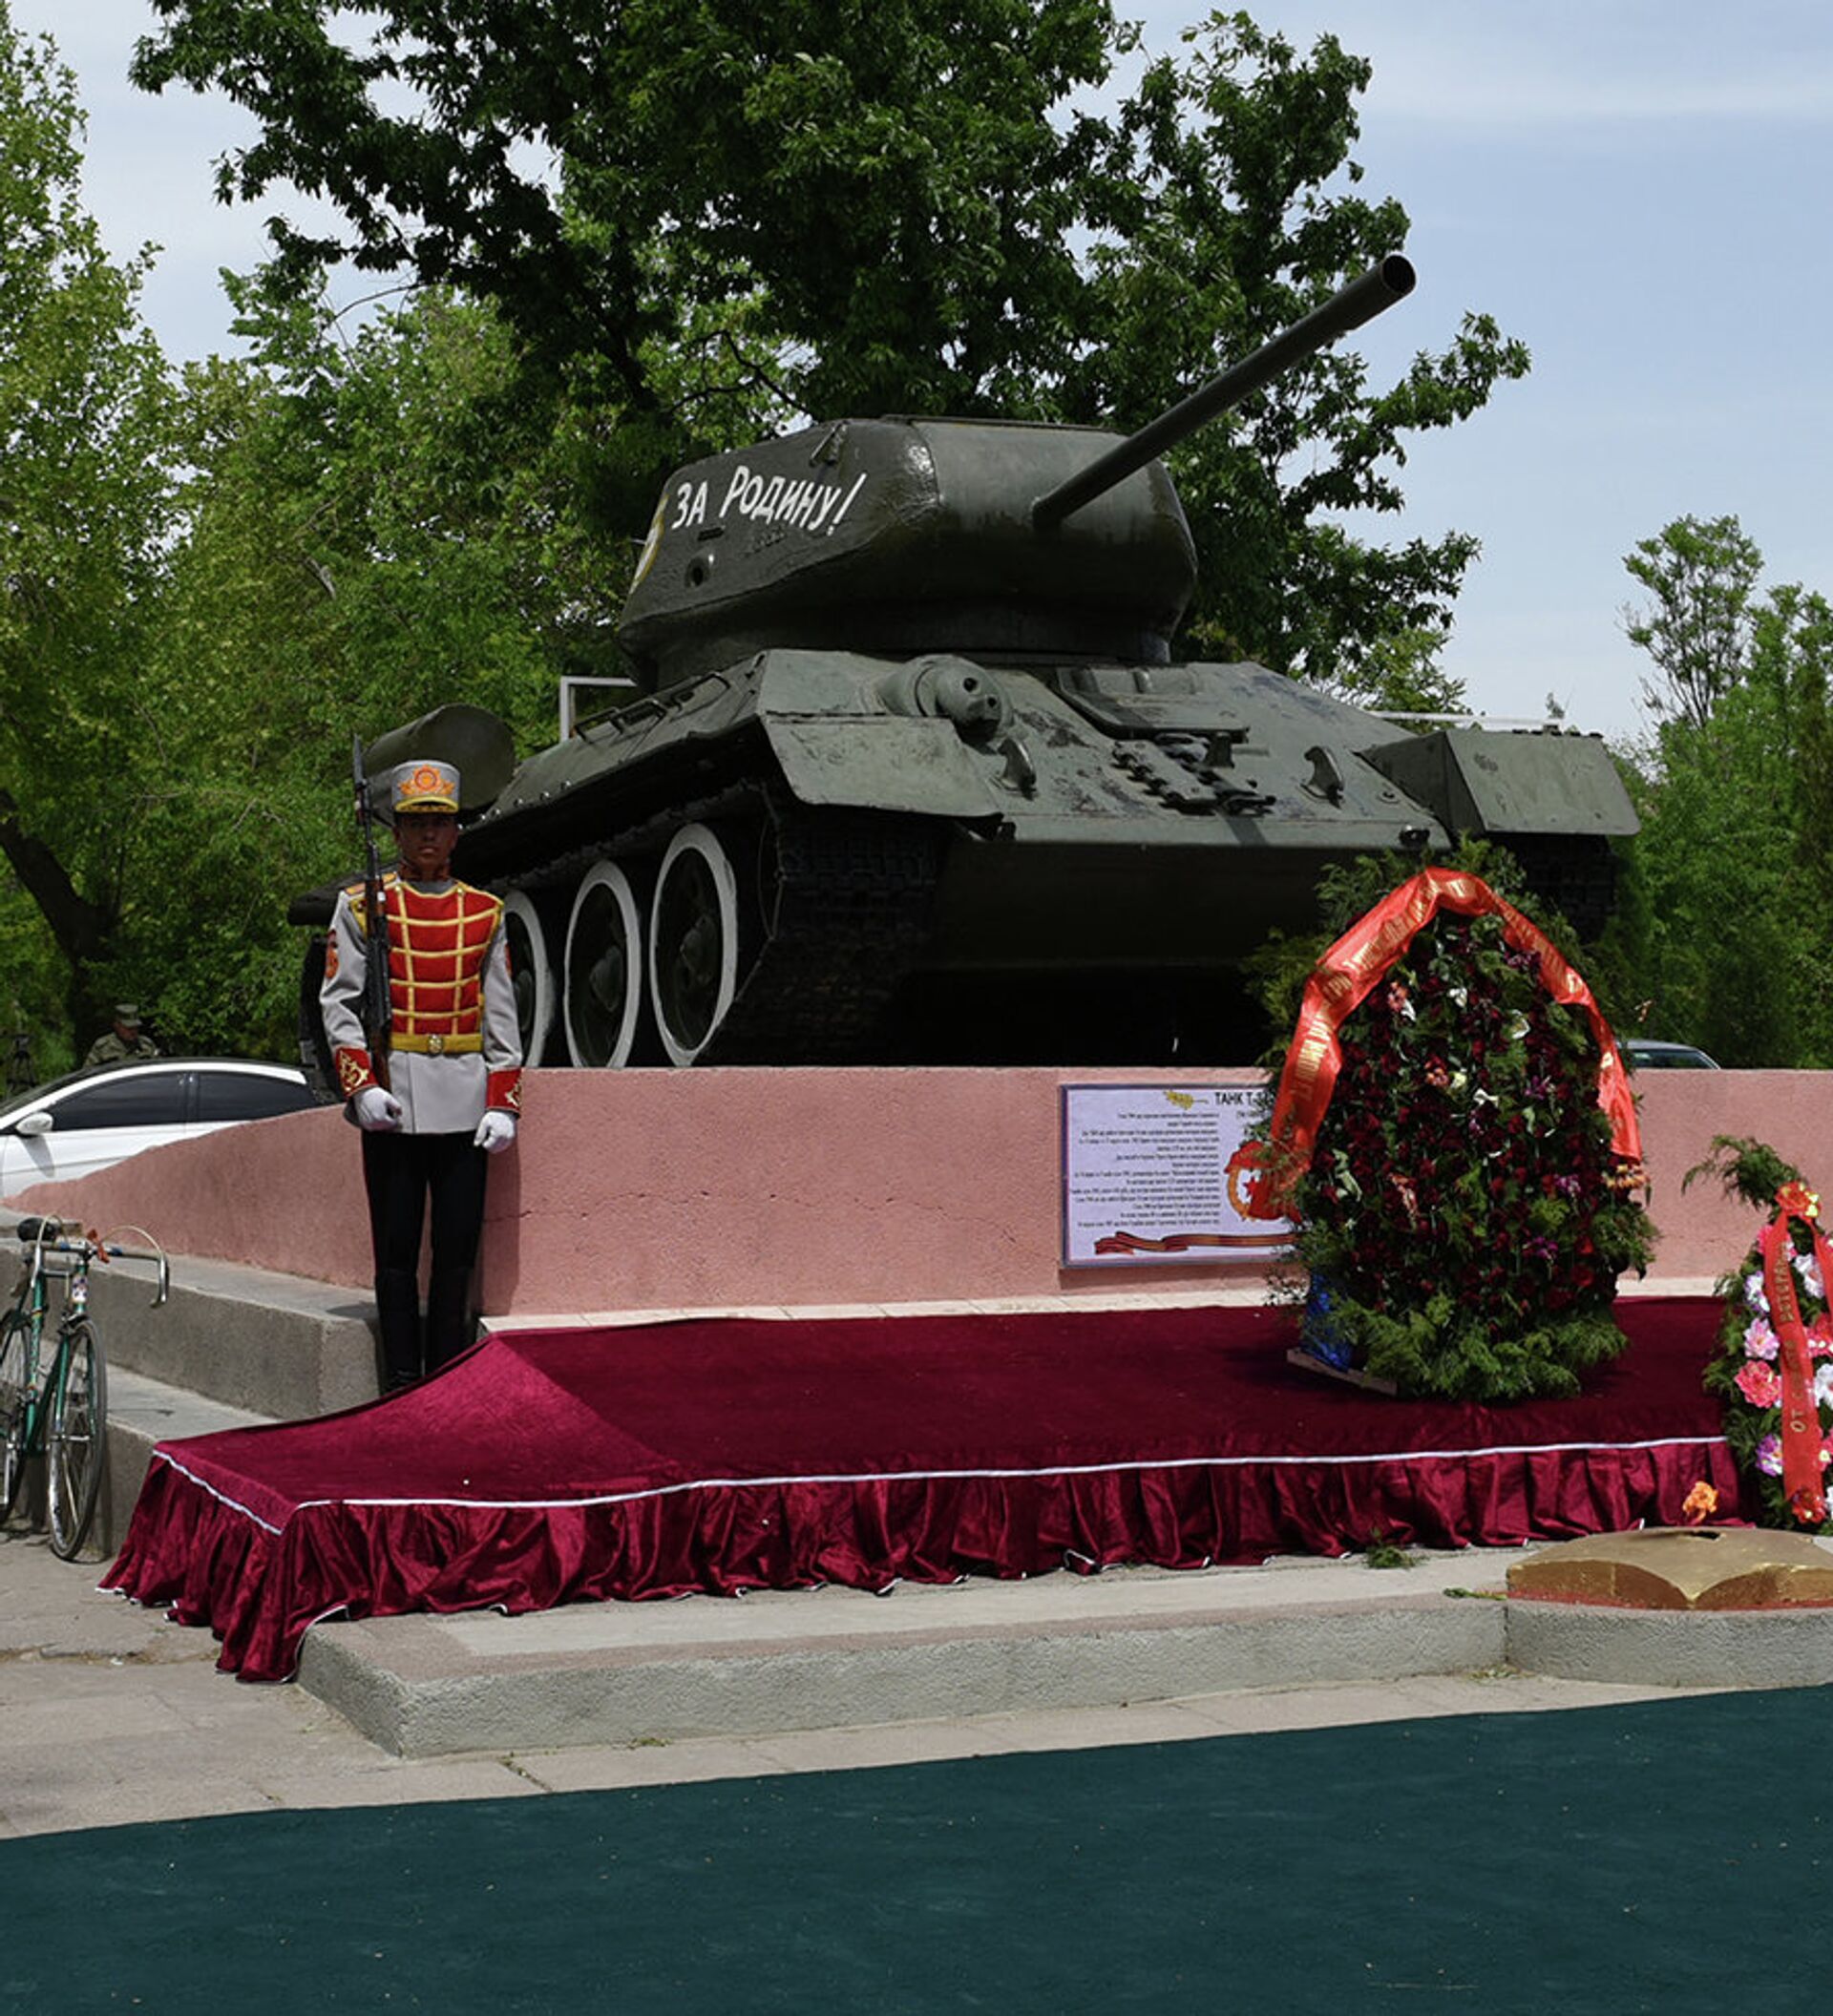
[81,1250,381,1421]
[294,1545,1833,1761]
[296,1552,1522,1758]
[9,1226,1776,1760]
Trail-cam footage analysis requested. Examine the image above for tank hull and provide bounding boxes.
[445,647,1634,1070]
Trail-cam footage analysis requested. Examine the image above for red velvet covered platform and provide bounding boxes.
[104,1299,1740,1682]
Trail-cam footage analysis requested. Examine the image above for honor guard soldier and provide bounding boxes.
[320,757,523,1391]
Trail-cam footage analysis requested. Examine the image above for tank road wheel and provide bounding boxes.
[648,823,742,1066]
[563,863,647,1067]
[503,890,563,1066]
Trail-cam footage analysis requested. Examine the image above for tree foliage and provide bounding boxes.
[0,0,622,1063]
[133,0,1125,416]
[1073,15,1527,685]
[1621,513,1762,730]
[132,1,1528,686]
[0,5,178,1059]
[1614,515,1833,1065]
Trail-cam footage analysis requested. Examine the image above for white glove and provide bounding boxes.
[474,1109,517,1154]
[353,1086,404,1131]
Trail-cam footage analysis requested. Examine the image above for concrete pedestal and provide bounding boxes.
[7,1065,1822,1322]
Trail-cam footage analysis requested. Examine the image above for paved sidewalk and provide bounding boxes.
[1,1527,1722,1842]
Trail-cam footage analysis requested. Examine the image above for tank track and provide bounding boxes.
[509,779,946,1064]
[709,787,946,1063]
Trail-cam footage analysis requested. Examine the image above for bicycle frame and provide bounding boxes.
[0,1237,55,1517]
[1,1218,169,1558]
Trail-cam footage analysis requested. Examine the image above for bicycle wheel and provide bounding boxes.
[46,1319,107,1560]
[0,1307,32,1524]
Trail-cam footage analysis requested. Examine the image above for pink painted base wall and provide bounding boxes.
[1627,1072,1828,1278]
[8,1067,1824,1314]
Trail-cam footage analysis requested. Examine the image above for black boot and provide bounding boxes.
[374,1269,423,1391]
[425,1266,475,1374]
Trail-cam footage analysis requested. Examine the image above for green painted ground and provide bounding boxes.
[5,1689,1825,2012]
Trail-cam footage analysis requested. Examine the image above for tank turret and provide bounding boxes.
[299,256,1637,1082]
[619,256,1416,685]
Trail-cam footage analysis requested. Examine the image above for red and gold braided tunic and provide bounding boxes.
[320,872,523,1133]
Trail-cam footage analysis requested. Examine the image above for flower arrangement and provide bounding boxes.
[1248,853,1654,1402]
[1694,1138,1833,1529]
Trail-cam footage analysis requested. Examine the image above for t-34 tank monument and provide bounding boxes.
[298,254,1635,1075]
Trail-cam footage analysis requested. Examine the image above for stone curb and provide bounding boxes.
[1505,1598,1833,1689]
[295,1576,1833,1760]
[297,1570,1515,1759]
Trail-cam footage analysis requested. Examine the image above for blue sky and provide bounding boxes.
[15,0,1832,746]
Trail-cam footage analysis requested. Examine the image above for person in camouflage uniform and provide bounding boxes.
[83,1004,159,1068]
[320,757,523,1391]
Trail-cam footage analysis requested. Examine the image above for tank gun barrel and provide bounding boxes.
[1030,252,1417,532]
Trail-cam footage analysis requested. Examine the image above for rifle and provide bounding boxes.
[351,734,392,1091]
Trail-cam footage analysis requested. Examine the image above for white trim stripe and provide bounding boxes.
[151,1449,284,1535]
[144,1432,1728,1527]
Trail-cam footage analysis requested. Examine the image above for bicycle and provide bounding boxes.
[0,1216,169,1559]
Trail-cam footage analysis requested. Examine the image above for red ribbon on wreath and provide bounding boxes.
[1760,1182,1832,1525]
[1228,867,1641,1222]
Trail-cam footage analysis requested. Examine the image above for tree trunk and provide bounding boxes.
[0,790,116,1045]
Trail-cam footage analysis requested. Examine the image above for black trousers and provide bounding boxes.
[361,1129,490,1387]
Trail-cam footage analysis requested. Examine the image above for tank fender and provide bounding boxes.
[757,649,1006,817]
[1358,727,1639,840]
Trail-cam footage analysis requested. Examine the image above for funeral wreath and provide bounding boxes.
[1239,852,1654,1402]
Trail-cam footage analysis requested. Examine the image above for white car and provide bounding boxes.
[0,1058,316,1196]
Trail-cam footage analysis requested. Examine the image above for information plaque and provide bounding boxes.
[1061,1082,1294,1266]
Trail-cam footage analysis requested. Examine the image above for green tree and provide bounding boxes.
[1620,704,1819,1066]
[0,5,179,1053]
[1315,622,1466,715]
[132,2,1528,685]
[1616,516,1833,1065]
[1621,513,1762,729]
